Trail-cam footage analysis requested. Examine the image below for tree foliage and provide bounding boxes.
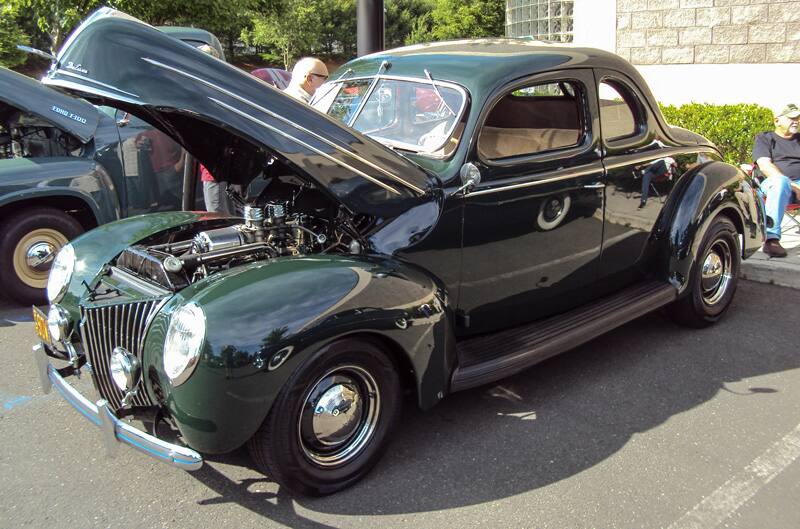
[0,4,29,68]
[242,0,324,69]
[407,0,505,44]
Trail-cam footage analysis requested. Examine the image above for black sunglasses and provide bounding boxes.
[309,73,328,80]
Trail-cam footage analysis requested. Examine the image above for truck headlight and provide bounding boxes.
[46,244,75,303]
[163,303,205,386]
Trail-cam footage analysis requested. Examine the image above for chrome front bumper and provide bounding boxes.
[33,343,203,471]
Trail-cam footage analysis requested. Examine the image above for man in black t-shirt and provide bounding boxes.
[752,103,800,257]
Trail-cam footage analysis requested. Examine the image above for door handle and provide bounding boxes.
[583,183,605,189]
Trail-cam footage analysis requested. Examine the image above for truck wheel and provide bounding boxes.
[668,216,740,328]
[247,338,402,496]
[0,208,84,305]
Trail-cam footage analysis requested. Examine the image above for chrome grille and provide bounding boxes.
[79,299,164,410]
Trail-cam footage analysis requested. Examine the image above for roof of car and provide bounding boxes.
[334,39,640,102]
[158,26,226,61]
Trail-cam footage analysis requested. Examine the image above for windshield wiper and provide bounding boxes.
[423,69,455,117]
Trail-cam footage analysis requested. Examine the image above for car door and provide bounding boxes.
[458,69,605,336]
[594,70,683,294]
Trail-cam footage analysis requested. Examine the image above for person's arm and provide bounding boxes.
[755,157,785,178]
[752,133,784,178]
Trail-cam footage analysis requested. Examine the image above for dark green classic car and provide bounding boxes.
[0,27,223,305]
[33,8,765,496]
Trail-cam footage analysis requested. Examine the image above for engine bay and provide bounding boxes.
[114,174,372,291]
[0,105,83,159]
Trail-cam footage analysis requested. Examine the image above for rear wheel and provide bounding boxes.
[668,216,740,328]
[247,338,402,496]
[0,208,84,305]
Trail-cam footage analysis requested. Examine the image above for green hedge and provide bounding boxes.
[658,103,774,165]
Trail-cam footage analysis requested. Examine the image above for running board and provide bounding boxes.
[451,281,677,392]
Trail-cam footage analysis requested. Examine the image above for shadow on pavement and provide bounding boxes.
[181,281,800,520]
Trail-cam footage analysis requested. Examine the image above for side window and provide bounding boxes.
[478,80,583,160]
[598,80,640,141]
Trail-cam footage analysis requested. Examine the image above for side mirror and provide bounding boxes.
[450,162,481,197]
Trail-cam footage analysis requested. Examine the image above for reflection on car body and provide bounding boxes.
[31,8,765,497]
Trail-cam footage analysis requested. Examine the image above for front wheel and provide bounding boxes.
[668,216,740,328]
[0,208,84,305]
[247,338,402,496]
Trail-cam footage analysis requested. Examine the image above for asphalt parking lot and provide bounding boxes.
[1,279,799,529]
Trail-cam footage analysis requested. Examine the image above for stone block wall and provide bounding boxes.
[616,0,800,64]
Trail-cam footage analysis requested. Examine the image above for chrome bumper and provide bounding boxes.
[33,343,203,471]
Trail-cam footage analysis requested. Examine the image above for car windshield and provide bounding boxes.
[313,76,467,156]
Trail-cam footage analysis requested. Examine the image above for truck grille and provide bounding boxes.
[79,299,164,410]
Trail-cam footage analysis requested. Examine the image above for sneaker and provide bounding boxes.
[763,239,788,258]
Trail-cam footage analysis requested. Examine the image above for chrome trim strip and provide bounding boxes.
[34,345,203,470]
[602,147,716,172]
[208,97,401,196]
[42,78,141,106]
[140,57,424,195]
[54,70,140,98]
[468,166,601,197]
[108,267,171,297]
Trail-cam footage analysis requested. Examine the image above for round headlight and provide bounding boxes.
[46,304,70,343]
[46,244,75,303]
[110,347,140,391]
[164,303,206,386]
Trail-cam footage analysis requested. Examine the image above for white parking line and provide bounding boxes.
[667,422,800,529]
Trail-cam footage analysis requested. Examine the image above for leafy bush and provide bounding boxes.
[0,5,29,68]
[659,103,774,165]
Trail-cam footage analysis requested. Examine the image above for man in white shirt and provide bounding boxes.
[283,57,328,104]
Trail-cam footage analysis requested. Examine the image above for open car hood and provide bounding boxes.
[0,67,99,143]
[43,8,436,216]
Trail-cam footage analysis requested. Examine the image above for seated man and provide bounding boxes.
[753,103,800,257]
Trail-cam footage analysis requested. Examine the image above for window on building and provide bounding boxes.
[598,81,640,141]
[506,0,574,43]
[478,80,584,160]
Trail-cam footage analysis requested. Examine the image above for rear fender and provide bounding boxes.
[663,161,764,294]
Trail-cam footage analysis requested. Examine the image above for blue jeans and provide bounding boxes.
[761,174,795,240]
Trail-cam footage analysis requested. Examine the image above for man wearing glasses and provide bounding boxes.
[283,57,329,104]
[753,103,800,257]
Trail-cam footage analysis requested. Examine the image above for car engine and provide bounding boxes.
[113,177,370,292]
[0,107,82,159]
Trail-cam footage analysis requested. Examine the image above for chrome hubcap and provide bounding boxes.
[298,365,380,467]
[13,228,69,288]
[701,240,732,306]
[26,241,57,271]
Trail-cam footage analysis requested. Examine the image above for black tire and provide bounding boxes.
[667,216,740,328]
[0,207,84,305]
[247,337,402,496]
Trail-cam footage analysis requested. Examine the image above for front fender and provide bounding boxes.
[143,255,455,454]
[664,161,764,294]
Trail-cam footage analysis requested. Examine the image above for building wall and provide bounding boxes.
[507,0,800,109]
[617,0,800,108]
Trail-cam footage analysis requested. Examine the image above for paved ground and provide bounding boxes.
[1,279,799,529]
[741,215,800,289]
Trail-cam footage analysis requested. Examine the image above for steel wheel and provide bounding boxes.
[12,228,68,289]
[700,239,733,306]
[247,338,402,496]
[0,208,84,305]
[668,216,740,328]
[298,365,380,467]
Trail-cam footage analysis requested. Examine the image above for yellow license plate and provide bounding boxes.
[32,306,52,344]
